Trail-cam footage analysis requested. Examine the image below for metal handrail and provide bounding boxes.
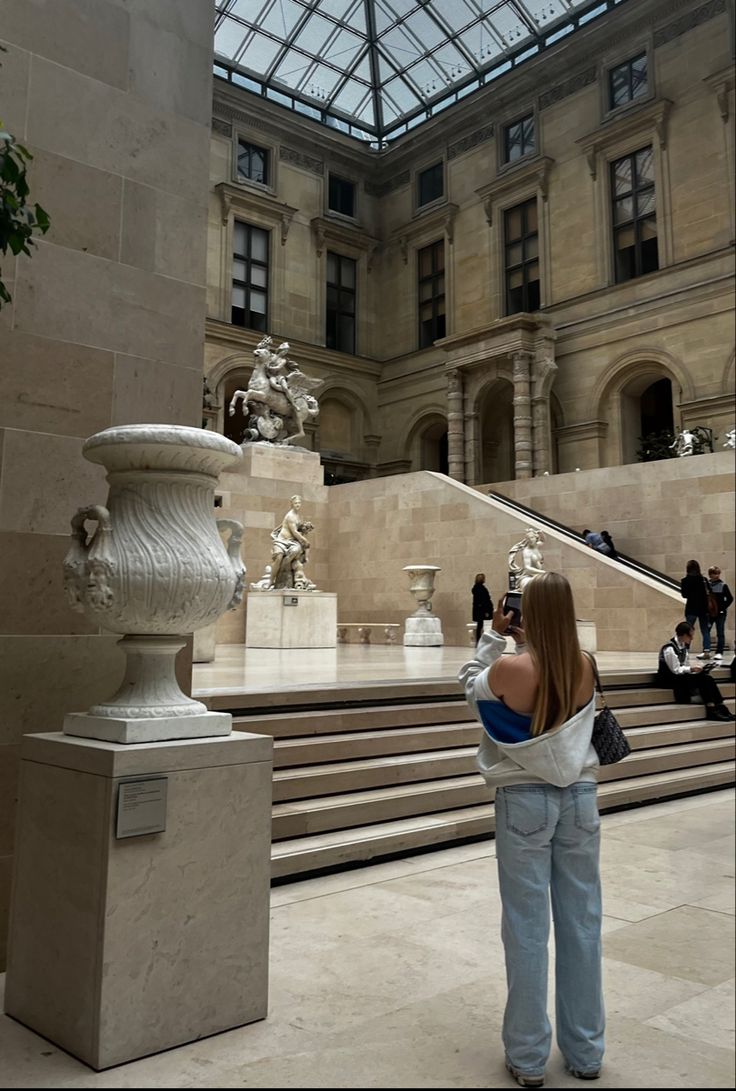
[487,489,680,592]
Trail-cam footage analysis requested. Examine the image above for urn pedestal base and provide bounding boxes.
[5,731,272,1070]
[404,615,444,647]
[63,710,231,745]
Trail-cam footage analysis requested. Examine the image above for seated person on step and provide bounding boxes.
[657,621,734,722]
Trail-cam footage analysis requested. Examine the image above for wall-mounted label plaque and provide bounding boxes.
[116,777,168,839]
[283,596,299,606]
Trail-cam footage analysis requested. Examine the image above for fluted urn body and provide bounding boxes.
[62,426,245,743]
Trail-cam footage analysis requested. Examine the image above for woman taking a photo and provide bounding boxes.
[459,572,602,1088]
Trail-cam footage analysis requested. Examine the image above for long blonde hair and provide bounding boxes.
[522,571,584,737]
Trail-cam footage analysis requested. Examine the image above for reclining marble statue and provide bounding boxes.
[228,335,322,446]
[508,527,546,591]
[268,495,317,591]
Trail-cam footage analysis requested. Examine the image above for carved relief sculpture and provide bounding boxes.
[228,335,323,446]
[508,527,546,591]
[62,425,245,743]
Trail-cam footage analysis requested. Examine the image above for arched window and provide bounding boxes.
[620,373,674,463]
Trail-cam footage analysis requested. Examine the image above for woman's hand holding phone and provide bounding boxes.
[492,595,526,644]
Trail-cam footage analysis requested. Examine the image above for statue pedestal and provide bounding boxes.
[404,614,444,647]
[246,590,337,649]
[5,731,272,1070]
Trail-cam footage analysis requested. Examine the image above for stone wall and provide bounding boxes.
[484,451,736,587]
[324,472,686,653]
[0,0,214,966]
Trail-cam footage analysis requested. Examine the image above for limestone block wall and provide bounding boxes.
[325,472,685,653]
[486,450,736,593]
[0,0,214,966]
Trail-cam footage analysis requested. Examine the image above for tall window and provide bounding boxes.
[328,174,356,217]
[417,162,444,207]
[326,252,356,354]
[504,198,540,314]
[611,146,658,282]
[609,54,648,110]
[232,222,269,330]
[504,114,535,163]
[418,240,445,348]
[237,140,269,185]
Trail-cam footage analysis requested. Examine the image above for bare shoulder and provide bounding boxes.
[578,651,595,702]
[489,651,535,698]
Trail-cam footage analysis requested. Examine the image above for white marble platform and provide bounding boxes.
[245,590,337,648]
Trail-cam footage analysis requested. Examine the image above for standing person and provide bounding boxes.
[600,531,618,560]
[459,572,602,1088]
[471,573,493,645]
[679,559,712,659]
[706,566,733,662]
[657,622,734,720]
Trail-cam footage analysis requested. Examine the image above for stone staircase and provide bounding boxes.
[221,672,735,880]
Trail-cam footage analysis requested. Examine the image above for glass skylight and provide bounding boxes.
[213,0,624,144]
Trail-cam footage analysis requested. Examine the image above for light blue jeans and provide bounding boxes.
[494,783,605,1078]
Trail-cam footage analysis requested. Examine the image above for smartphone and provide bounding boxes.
[700,661,716,673]
[502,590,523,628]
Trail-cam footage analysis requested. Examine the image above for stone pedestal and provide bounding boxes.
[404,615,444,647]
[5,731,272,1071]
[246,590,337,648]
[193,622,217,663]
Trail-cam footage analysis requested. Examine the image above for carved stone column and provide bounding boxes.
[464,411,479,486]
[532,396,549,475]
[447,369,465,482]
[512,351,533,479]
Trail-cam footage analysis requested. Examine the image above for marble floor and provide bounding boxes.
[193,644,658,699]
[1,790,733,1089]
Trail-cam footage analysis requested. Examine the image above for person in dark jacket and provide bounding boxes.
[707,566,734,660]
[657,622,734,721]
[679,559,712,659]
[471,573,493,644]
[600,530,618,560]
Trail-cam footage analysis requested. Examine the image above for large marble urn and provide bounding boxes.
[63,425,245,743]
[402,564,444,647]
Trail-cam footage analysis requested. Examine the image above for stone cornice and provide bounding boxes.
[215,182,297,244]
[475,157,554,225]
[703,64,736,122]
[310,216,380,270]
[436,314,554,365]
[554,420,609,440]
[576,98,672,178]
[389,203,459,262]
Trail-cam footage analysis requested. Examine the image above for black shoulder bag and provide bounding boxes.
[584,652,632,765]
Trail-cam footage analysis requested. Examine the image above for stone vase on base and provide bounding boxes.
[402,564,444,646]
[62,425,245,743]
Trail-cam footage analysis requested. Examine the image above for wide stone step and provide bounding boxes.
[272,719,736,801]
[272,721,482,767]
[271,740,734,840]
[271,762,735,877]
[606,682,734,709]
[615,697,734,728]
[234,699,471,739]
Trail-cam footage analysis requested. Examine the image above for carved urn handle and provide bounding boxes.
[217,518,246,609]
[63,504,114,613]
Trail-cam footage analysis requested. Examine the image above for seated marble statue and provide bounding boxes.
[670,429,696,457]
[508,528,546,591]
[249,564,272,591]
[269,495,317,591]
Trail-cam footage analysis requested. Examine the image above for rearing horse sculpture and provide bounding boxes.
[228,336,322,445]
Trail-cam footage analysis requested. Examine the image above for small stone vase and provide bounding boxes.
[403,564,441,616]
[62,425,245,743]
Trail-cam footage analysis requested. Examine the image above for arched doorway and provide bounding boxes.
[418,419,448,473]
[478,380,515,483]
[621,373,675,463]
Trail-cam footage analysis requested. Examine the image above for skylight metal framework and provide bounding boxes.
[213,0,626,145]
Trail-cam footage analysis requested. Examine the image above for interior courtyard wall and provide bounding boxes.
[324,471,685,652]
[203,0,734,481]
[484,451,735,618]
[0,0,214,967]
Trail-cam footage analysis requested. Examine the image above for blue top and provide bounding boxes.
[477,699,533,743]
